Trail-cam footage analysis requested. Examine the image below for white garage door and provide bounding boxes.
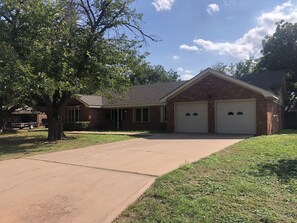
[216,100,256,134]
[175,102,208,133]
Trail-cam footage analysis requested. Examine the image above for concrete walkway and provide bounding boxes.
[0,134,248,223]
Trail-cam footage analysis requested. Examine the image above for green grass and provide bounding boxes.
[116,130,297,223]
[0,130,132,160]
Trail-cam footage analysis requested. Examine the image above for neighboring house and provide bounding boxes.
[64,68,286,135]
[8,106,47,128]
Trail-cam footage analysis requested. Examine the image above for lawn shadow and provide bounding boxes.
[257,159,297,182]
[279,129,297,134]
[0,136,48,156]
[0,134,77,158]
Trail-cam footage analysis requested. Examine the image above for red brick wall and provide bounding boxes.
[80,106,166,131]
[105,106,166,131]
[64,99,110,130]
[167,74,275,135]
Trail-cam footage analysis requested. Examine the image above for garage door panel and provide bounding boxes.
[216,100,256,134]
[175,102,208,133]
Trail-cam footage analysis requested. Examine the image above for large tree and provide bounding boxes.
[0,43,22,131]
[0,0,155,140]
[258,21,297,109]
[129,61,179,85]
[211,58,258,78]
[259,21,297,89]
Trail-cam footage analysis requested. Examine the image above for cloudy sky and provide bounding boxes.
[133,0,297,80]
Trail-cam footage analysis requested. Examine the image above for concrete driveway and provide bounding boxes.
[0,134,247,223]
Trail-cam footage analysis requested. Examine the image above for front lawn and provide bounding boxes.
[116,130,297,223]
[0,130,132,160]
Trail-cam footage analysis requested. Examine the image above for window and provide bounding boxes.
[228,112,234,116]
[135,108,142,122]
[66,106,80,122]
[237,111,243,115]
[143,108,149,122]
[160,106,167,123]
[133,108,149,123]
[111,109,125,121]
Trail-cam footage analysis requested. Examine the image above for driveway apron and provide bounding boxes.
[0,134,247,223]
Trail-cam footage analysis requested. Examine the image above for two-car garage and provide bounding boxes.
[175,100,257,134]
[162,69,282,135]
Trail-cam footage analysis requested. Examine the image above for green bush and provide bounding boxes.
[64,121,90,131]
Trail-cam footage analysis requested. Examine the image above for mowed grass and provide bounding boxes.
[116,130,297,223]
[0,130,132,160]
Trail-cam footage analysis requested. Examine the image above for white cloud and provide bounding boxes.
[207,3,220,15]
[180,44,199,51]
[176,67,195,80]
[192,1,297,59]
[181,73,195,80]
[152,0,174,11]
[194,38,254,59]
[172,55,180,60]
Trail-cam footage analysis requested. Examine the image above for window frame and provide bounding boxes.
[66,106,81,123]
[133,107,150,123]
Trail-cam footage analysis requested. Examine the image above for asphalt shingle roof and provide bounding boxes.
[77,71,285,107]
[76,95,103,107]
[239,71,284,93]
[102,81,186,106]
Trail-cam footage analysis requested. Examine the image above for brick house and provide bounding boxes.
[8,106,47,128]
[64,68,286,135]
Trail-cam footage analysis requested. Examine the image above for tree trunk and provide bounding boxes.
[0,117,4,134]
[47,112,65,141]
[34,91,71,141]
[0,107,15,133]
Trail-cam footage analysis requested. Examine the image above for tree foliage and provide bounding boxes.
[130,61,179,85]
[0,43,22,130]
[211,58,258,78]
[0,0,154,140]
[259,21,297,93]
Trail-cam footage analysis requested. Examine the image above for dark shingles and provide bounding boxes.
[103,81,186,106]
[76,95,103,107]
[78,71,285,107]
[240,71,285,93]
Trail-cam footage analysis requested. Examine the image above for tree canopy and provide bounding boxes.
[257,21,297,110]
[0,42,23,130]
[130,62,179,85]
[211,58,258,78]
[0,0,155,140]
[258,21,297,93]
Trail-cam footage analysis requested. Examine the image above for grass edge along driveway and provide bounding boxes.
[115,130,297,223]
[0,130,133,161]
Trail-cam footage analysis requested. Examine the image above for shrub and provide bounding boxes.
[64,121,90,131]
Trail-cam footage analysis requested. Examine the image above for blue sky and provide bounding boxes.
[132,0,297,80]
